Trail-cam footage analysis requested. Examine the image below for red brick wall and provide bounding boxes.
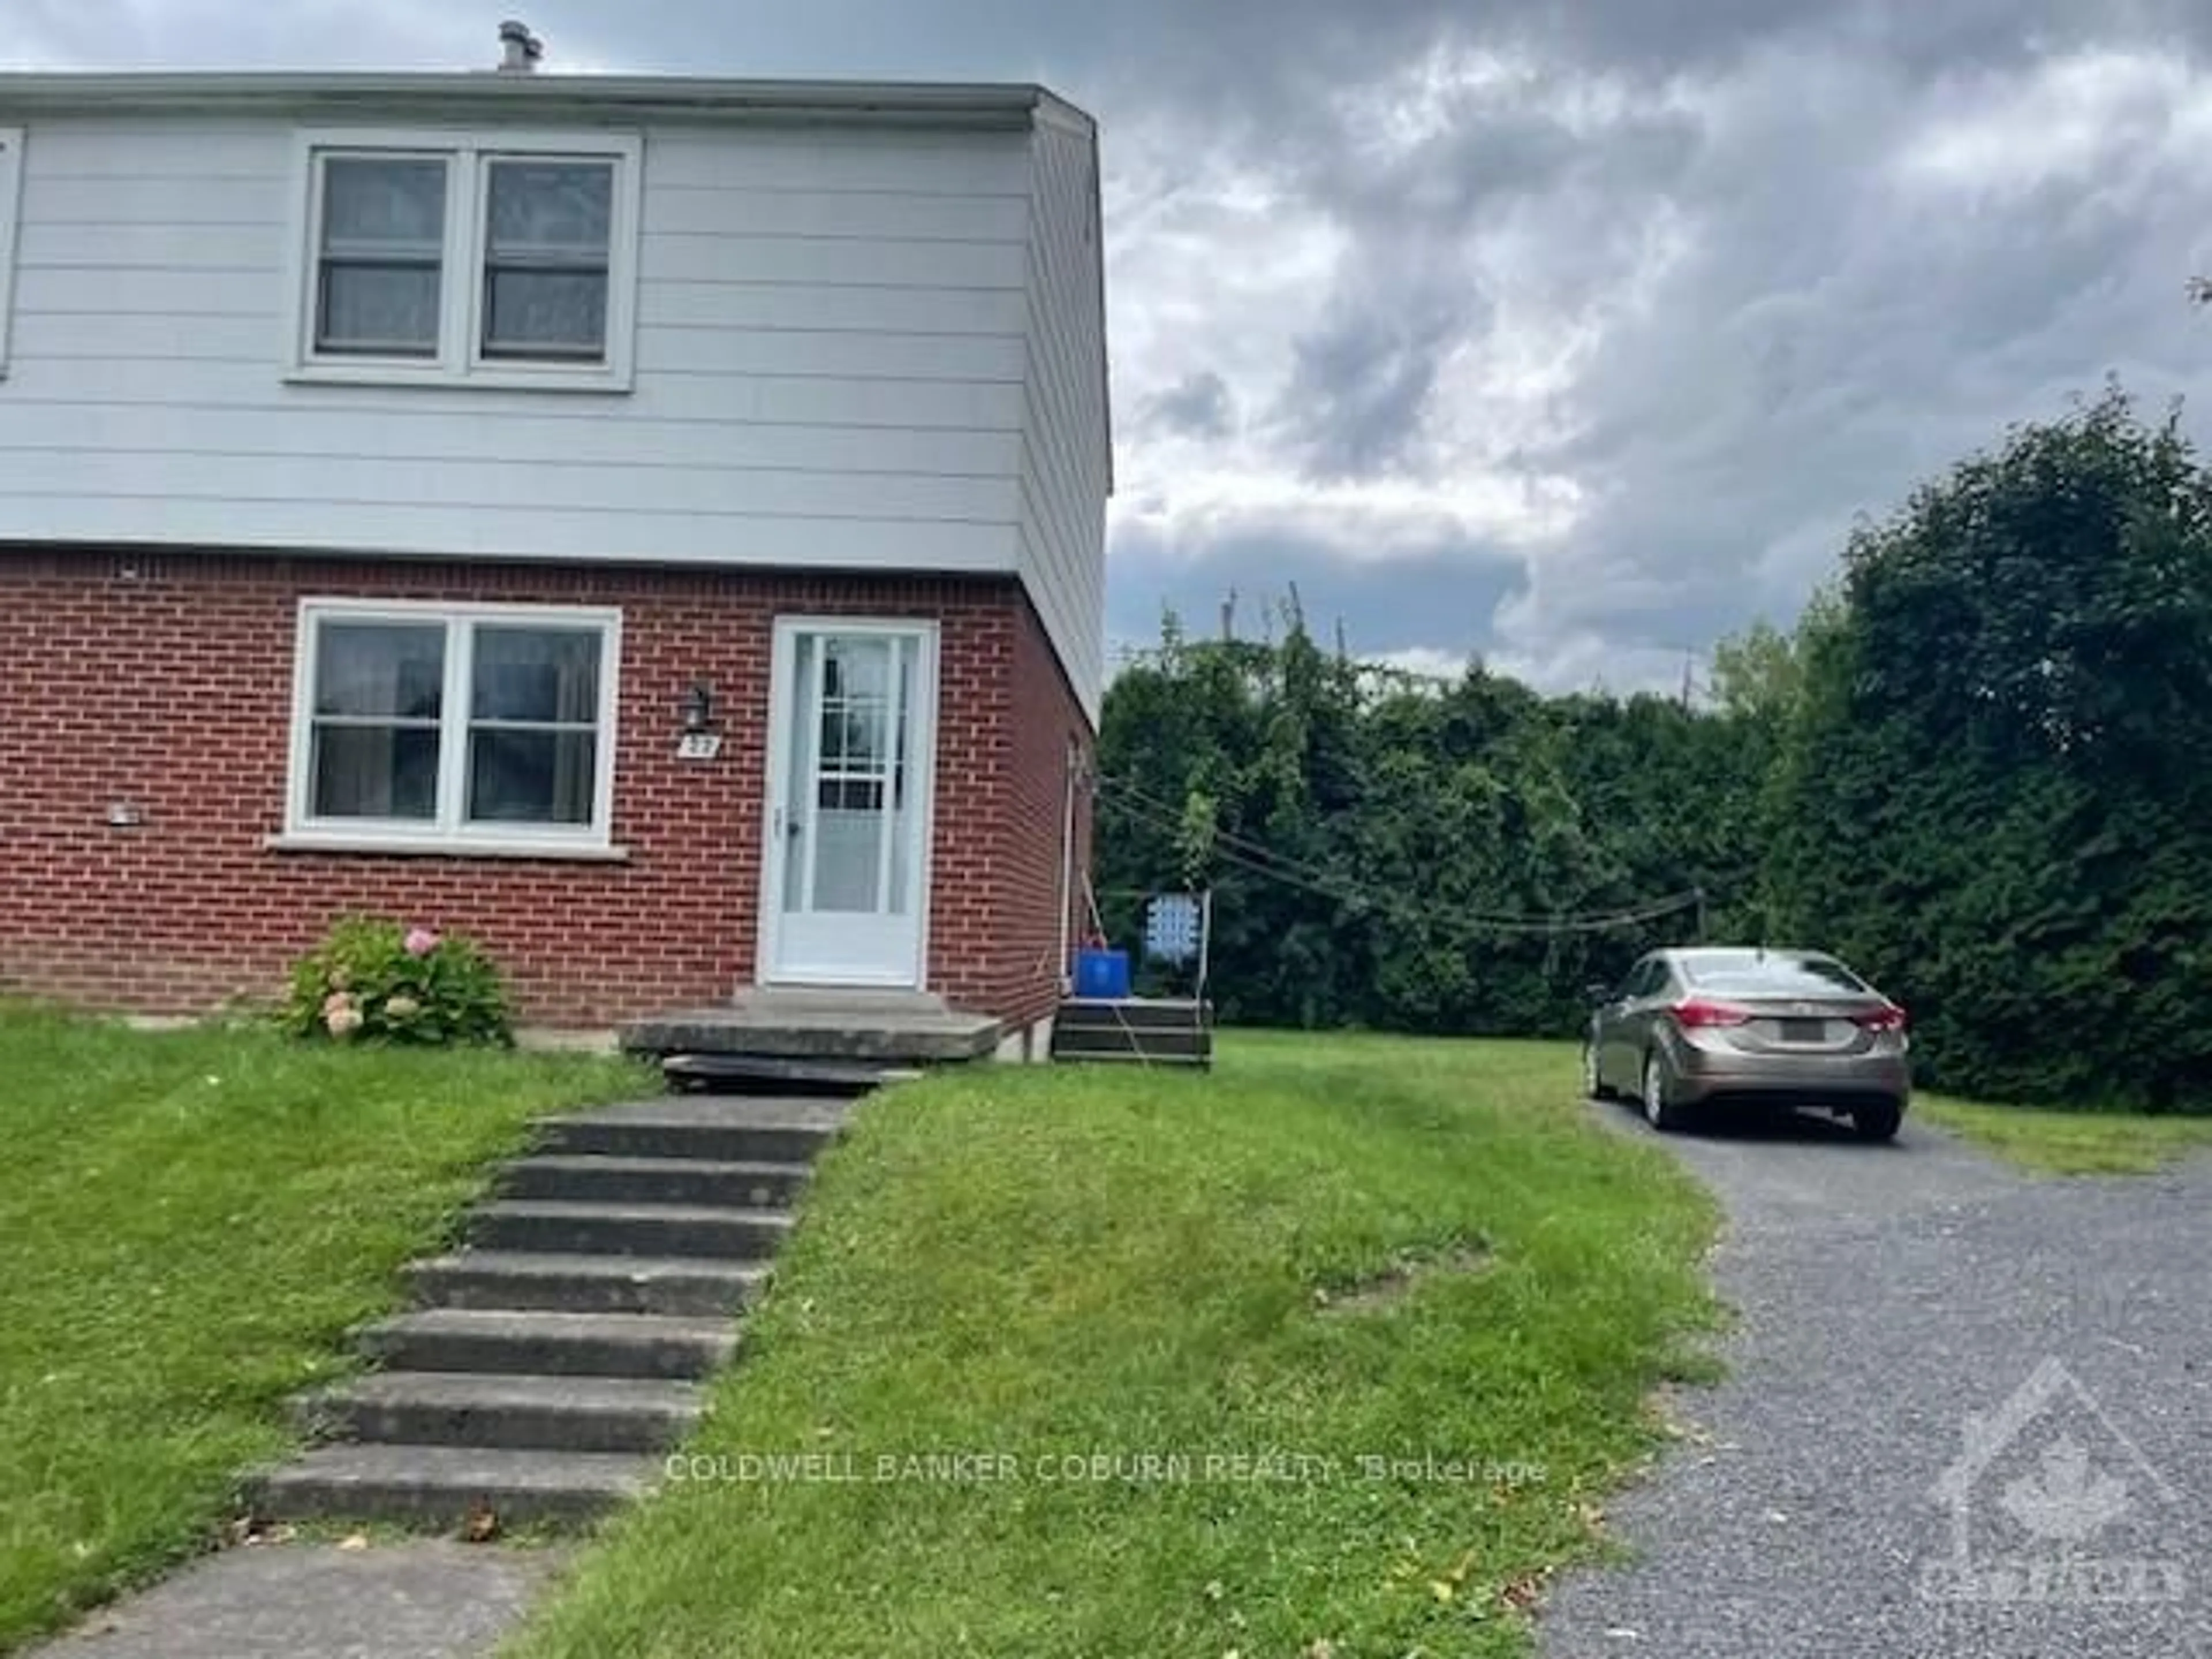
[0,548,1095,1030]
[972,597,1097,1032]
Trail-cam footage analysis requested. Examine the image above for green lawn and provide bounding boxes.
[0,1006,647,1653]
[1918,1094,2212,1174]
[510,1032,1722,1659]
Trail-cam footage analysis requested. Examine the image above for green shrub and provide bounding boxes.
[281,916,513,1047]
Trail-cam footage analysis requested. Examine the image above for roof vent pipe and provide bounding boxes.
[498,21,544,73]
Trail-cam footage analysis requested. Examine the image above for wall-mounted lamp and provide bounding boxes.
[680,681,718,735]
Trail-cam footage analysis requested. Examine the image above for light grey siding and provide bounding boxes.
[0,117,1035,573]
[1015,118,1111,723]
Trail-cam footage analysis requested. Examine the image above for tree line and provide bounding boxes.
[1095,387,2212,1111]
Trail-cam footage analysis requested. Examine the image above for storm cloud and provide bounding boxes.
[12,0,2212,690]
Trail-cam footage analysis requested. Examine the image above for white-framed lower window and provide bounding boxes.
[283,600,622,855]
[285,128,641,392]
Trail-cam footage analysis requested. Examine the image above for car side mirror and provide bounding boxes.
[1584,980,1612,1005]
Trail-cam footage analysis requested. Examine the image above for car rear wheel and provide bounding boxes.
[1642,1051,1689,1132]
[1584,1041,1618,1100]
[1852,1097,1905,1143]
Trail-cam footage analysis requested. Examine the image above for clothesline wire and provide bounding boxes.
[1096,774,1705,940]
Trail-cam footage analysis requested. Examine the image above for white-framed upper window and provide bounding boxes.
[286,130,641,391]
[479,156,617,362]
[312,153,449,359]
[0,128,23,377]
[283,600,623,855]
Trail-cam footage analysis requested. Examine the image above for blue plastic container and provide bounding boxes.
[1073,948,1131,1000]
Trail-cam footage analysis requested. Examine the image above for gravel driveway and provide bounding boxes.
[1541,1103,2212,1658]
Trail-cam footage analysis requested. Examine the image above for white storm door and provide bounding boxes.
[761,620,937,987]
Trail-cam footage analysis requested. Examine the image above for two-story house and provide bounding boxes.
[0,39,1111,1054]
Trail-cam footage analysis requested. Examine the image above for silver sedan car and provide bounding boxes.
[1583,946,1911,1141]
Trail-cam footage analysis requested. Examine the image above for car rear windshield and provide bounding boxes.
[1678,953,1870,995]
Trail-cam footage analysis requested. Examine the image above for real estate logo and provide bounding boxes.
[1919,1357,2190,1606]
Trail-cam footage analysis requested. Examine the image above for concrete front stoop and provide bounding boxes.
[247,1093,857,1532]
[622,988,1003,1074]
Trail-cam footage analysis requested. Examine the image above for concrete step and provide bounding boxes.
[622,996,1000,1063]
[499,1154,813,1210]
[1051,1049,1214,1068]
[1053,1025,1214,1062]
[1055,998,1214,1035]
[407,1249,768,1318]
[298,1370,703,1455]
[469,1200,795,1261]
[358,1308,737,1381]
[661,1052,898,1095]
[538,1102,843,1166]
[249,1442,651,1531]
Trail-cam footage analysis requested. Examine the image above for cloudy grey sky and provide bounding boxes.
[11,1,2212,690]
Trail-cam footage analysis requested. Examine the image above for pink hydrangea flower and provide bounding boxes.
[325,1005,365,1039]
[322,990,357,1017]
[403,927,440,958]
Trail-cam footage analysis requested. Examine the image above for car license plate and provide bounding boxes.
[1779,1018,1825,1042]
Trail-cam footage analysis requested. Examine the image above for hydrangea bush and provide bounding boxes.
[280,916,513,1047]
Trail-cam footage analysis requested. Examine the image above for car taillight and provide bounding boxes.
[1853,1004,1908,1033]
[1672,999,1752,1028]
